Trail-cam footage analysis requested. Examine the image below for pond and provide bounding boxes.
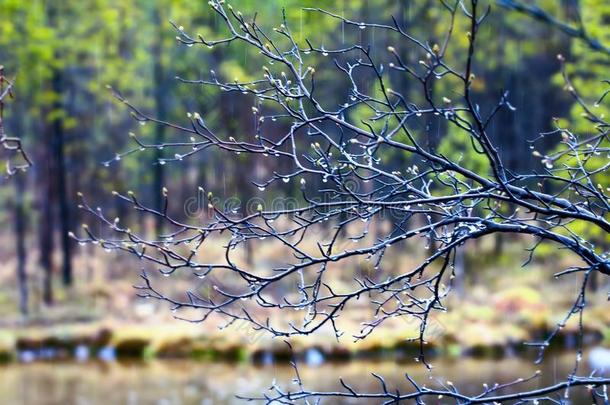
[0,351,603,404]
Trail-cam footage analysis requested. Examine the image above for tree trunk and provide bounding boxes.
[38,142,54,305]
[47,3,73,287]
[152,6,167,236]
[38,128,55,305]
[51,70,73,287]
[453,247,465,298]
[494,232,504,256]
[9,93,29,316]
[587,239,606,292]
[14,172,29,317]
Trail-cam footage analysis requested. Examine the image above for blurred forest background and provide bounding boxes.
[0,0,608,364]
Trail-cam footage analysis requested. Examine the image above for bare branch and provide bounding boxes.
[78,0,610,402]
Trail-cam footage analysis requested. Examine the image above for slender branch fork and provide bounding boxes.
[0,66,31,178]
[76,0,610,402]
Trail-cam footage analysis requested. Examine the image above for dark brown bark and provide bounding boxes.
[152,6,167,236]
[38,127,55,305]
[14,172,28,316]
[46,3,73,287]
[50,69,73,287]
[2,68,29,316]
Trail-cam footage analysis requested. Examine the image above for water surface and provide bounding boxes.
[0,352,600,404]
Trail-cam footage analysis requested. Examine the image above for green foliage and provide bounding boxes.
[0,0,607,292]
[547,0,610,251]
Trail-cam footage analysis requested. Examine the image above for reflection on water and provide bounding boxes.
[0,352,602,404]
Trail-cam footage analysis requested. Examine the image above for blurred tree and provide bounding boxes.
[13,171,28,316]
[1,65,29,316]
[46,2,74,287]
[0,0,605,316]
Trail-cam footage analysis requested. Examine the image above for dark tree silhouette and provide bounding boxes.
[0,66,30,177]
[0,66,31,317]
[77,0,610,402]
[47,4,74,288]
